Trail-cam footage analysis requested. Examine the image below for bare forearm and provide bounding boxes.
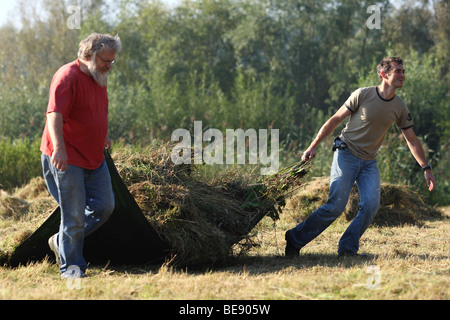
[47,112,68,171]
[47,112,65,149]
[404,134,428,168]
[302,105,350,161]
[402,128,435,191]
[311,117,340,148]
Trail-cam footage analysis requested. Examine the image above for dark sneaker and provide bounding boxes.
[285,230,299,258]
[48,233,60,265]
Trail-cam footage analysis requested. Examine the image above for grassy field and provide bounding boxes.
[0,176,448,300]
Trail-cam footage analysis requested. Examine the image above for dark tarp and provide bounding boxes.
[8,151,171,267]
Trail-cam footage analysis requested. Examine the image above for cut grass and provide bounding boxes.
[0,145,448,300]
[1,208,448,300]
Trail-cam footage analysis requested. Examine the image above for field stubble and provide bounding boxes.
[0,154,448,300]
[1,204,448,300]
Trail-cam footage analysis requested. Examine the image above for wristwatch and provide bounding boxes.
[422,164,432,171]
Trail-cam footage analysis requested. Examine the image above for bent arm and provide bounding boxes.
[47,111,68,171]
[302,105,351,161]
[401,127,435,191]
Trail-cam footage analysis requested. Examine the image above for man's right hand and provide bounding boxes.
[51,148,68,171]
[46,112,68,171]
[302,147,316,162]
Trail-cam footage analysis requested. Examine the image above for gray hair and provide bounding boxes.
[78,33,122,60]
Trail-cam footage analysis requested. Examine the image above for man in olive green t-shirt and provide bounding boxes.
[340,85,413,160]
[285,56,436,257]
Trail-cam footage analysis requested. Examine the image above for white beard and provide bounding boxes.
[88,59,109,87]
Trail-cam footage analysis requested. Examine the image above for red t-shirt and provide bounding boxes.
[40,59,109,169]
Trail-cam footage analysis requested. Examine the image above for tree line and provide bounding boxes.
[0,0,448,204]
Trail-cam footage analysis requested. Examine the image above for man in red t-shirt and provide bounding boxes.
[40,33,121,278]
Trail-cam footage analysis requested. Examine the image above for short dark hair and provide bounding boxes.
[377,56,403,81]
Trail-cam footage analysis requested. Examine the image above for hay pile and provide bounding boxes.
[0,177,55,261]
[346,183,442,226]
[285,177,441,226]
[112,143,309,266]
[0,177,53,221]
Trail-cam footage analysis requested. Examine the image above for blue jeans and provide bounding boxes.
[288,148,380,254]
[41,154,115,274]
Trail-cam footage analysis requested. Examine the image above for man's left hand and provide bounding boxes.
[424,170,435,191]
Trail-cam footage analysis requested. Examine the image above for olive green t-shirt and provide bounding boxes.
[339,86,413,160]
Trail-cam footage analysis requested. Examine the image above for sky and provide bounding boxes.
[0,0,18,26]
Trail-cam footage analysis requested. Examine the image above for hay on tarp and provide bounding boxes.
[1,143,310,267]
[112,142,310,266]
[284,177,441,227]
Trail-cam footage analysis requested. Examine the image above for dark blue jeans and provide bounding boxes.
[42,154,115,274]
[288,148,380,254]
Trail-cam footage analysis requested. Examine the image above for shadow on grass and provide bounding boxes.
[98,248,450,277]
[98,252,377,276]
[218,253,375,274]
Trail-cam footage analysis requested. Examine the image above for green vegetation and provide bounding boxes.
[0,138,42,190]
[0,0,448,205]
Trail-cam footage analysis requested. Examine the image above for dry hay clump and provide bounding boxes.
[112,143,310,267]
[284,177,441,226]
[0,177,53,220]
[0,190,29,220]
[0,177,56,261]
[346,183,442,226]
